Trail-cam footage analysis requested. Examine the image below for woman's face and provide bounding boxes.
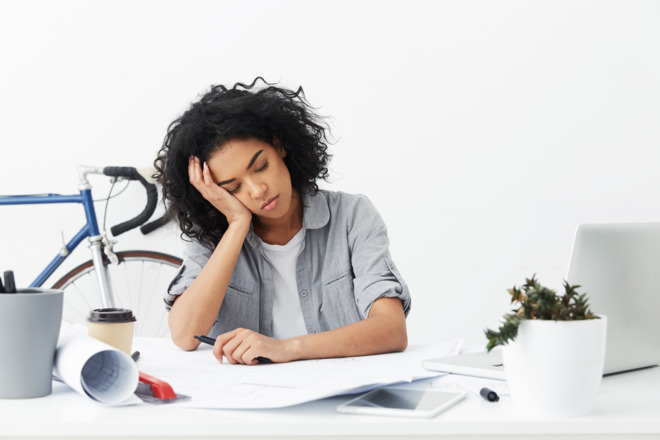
[205,138,294,220]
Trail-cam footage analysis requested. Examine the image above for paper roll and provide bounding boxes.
[53,323,139,405]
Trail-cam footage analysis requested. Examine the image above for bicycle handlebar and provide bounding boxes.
[103,166,158,237]
[139,215,169,235]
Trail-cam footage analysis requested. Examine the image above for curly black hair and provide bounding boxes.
[154,78,331,248]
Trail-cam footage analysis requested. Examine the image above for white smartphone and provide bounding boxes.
[336,387,466,418]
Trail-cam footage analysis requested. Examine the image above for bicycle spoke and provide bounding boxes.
[140,262,162,336]
[118,262,133,312]
[62,272,98,324]
[136,260,145,333]
[150,264,164,322]
[73,275,94,310]
[156,306,167,338]
[53,251,181,338]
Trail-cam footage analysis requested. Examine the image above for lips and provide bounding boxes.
[261,196,279,211]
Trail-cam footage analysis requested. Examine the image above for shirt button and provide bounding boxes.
[300,290,308,297]
[308,328,316,334]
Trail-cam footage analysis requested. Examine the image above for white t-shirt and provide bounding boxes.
[259,229,308,339]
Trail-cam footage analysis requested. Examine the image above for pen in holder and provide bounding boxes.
[0,287,63,398]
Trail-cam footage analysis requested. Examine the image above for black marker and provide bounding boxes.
[3,271,16,293]
[480,387,499,402]
[194,335,273,364]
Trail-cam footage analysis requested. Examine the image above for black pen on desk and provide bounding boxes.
[193,335,273,364]
[479,387,499,402]
[451,380,500,402]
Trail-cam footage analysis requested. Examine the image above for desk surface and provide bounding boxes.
[1,363,659,439]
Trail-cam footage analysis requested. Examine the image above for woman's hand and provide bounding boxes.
[188,156,251,225]
[212,328,292,365]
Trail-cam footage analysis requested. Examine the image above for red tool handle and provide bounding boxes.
[139,371,177,400]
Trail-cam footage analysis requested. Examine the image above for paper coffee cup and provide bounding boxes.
[87,308,136,354]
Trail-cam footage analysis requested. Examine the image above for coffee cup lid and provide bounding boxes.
[88,308,136,323]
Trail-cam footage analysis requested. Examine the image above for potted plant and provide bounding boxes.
[485,275,607,417]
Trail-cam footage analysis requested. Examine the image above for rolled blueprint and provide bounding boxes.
[53,323,139,404]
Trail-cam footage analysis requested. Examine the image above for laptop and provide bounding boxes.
[423,222,660,379]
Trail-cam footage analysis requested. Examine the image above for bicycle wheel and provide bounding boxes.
[52,250,182,338]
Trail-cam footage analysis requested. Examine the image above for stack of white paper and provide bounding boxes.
[131,338,462,409]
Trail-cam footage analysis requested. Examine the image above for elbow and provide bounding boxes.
[399,332,408,352]
[168,313,201,351]
[390,311,408,352]
[368,296,408,353]
[380,319,407,353]
[172,332,200,351]
[392,326,408,352]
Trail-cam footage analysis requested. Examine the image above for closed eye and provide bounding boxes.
[255,161,269,173]
[218,158,268,194]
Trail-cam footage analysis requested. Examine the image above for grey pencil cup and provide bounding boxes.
[0,288,63,398]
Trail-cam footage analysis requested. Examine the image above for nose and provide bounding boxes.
[245,178,267,200]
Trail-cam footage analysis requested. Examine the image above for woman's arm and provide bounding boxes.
[168,219,250,350]
[169,158,252,350]
[212,296,407,364]
[289,296,408,359]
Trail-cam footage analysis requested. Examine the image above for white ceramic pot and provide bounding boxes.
[502,315,607,418]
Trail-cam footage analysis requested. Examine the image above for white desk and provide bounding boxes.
[0,364,658,439]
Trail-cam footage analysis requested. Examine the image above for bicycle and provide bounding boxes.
[0,165,182,338]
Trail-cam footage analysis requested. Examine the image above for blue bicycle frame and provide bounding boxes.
[0,168,116,307]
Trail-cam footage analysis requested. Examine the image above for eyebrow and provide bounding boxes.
[217,149,264,186]
[247,149,264,170]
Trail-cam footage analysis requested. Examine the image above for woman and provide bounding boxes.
[155,78,411,365]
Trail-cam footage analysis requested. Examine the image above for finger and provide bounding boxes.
[188,157,204,190]
[234,332,267,365]
[219,331,242,364]
[222,347,237,365]
[223,328,258,365]
[187,157,195,181]
[212,339,223,364]
[190,160,219,204]
[232,342,252,365]
[213,331,234,364]
[202,161,215,187]
[242,347,261,366]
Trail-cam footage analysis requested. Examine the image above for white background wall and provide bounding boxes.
[1,0,659,347]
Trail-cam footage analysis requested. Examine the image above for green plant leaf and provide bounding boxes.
[484,275,599,351]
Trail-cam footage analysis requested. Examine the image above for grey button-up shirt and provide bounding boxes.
[165,190,411,338]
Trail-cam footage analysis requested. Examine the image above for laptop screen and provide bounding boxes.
[566,222,660,374]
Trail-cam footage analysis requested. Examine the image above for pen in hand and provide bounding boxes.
[194,335,273,364]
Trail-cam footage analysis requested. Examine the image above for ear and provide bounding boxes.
[272,134,287,158]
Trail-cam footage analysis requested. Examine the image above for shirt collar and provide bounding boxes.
[302,190,330,230]
[245,190,329,248]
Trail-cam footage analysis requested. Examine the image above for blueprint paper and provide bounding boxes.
[133,338,462,409]
[53,323,140,405]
